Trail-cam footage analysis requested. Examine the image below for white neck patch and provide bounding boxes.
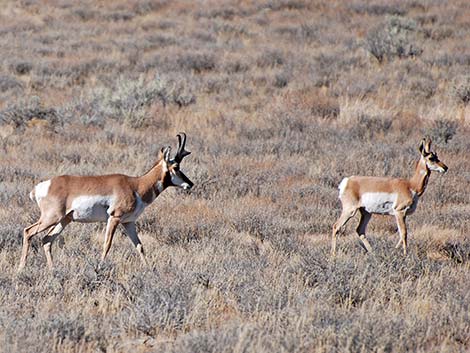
[156,181,164,193]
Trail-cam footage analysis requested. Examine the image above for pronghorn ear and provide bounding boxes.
[159,147,171,163]
[424,138,432,153]
[163,146,171,163]
[158,148,165,160]
[418,139,425,155]
[418,139,429,156]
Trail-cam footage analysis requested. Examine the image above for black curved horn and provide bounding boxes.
[174,132,191,162]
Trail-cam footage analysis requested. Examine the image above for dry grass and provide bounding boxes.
[1,0,470,352]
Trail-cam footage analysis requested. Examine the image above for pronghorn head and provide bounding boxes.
[159,133,194,191]
[418,138,448,173]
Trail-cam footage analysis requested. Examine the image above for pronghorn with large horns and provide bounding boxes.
[331,138,447,256]
[19,133,193,271]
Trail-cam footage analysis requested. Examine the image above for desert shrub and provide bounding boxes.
[74,259,122,294]
[39,314,87,344]
[196,6,239,20]
[310,95,340,119]
[366,16,422,62]
[257,49,284,68]
[170,79,197,107]
[73,8,99,21]
[0,75,23,92]
[70,77,164,127]
[103,11,135,22]
[298,23,319,41]
[423,26,454,41]
[0,97,60,128]
[74,75,195,128]
[427,119,458,144]
[259,0,308,11]
[10,61,33,75]
[176,53,217,73]
[352,114,393,140]
[133,0,169,15]
[32,59,118,89]
[211,22,250,36]
[144,33,177,47]
[273,71,290,88]
[308,53,360,88]
[124,270,193,335]
[428,53,470,68]
[0,223,23,250]
[274,23,319,43]
[350,3,406,16]
[154,221,215,245]
[192,31,217,44]
[408,75,436,99]
[451,75,470,105]
[224,59,250,74]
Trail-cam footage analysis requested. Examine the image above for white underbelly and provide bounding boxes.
[69,193,147,223]
[71,196,113,222]
[361,192,397,215]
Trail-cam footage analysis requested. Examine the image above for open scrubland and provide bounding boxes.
[0,0,470,352]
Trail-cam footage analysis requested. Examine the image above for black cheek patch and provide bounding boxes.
[162,172,172,188]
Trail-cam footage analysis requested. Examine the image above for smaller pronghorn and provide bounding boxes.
[331,138,447,256]
[19,133,193,271]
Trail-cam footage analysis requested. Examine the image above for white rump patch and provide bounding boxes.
[71,195,114,222]
[34,180,51,204]
[361,192,397,214]
[338,178,349,198]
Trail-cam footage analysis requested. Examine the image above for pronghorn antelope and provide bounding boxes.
[18,133,193,271]
[331,138,447,256]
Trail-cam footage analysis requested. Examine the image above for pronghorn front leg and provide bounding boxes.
[122,222,148,266]
[331,208,357,256]
[357,209,373,253]
[394,211,408,255]
[102,216,121,261]
[19,219,59,271]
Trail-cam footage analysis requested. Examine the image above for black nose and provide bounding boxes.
[443,165,448,173]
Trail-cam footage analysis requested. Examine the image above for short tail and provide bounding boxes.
[338,177,349,198]
[29,188,36,202]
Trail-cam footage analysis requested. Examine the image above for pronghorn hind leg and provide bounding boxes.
[42,212,73,271]
[356,209,373,253]
[18,217,61,271]
[331,207,358,256]
[24,221,40,234]
[395,211,408,255]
